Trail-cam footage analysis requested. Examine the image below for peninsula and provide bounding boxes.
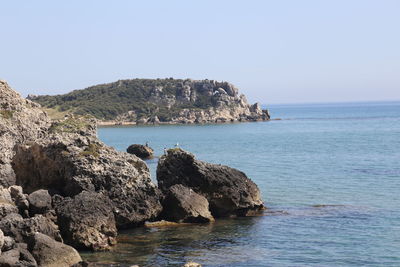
[28,78,270,125]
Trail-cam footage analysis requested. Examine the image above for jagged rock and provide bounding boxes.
[28,189,52,216]
[0,214,62,243]
[126,144,154,159]
[53,191,117,251]
[160,184,214,223]
[0,80,50,187]
[0,243,37,267]
[9,185,30,216]
[157,149,264,217]
[12,119,162,228]
[27,233,82,267]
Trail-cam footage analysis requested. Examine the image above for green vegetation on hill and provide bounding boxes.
[32,78,216,121]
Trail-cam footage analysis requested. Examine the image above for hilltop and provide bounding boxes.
[29,78,270,125]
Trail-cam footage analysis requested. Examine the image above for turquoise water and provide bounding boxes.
[87,101,400,266]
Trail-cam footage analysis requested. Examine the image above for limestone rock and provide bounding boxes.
[0,80,50,187]
[157,149,264,217]
[127,144,154,159]
[54,191,117,251]
[27,232,82,267]
[160,184,214,223]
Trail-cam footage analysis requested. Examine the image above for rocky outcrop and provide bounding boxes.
[127,144,154,159]
[0,80,50,187]
[160,184,214,223]
[0,81,163,253]
[157,149,265,217]
[0,185,81,267]
[53,191,117,251]
[11,127,162,230]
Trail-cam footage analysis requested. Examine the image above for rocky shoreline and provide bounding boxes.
[1,80,265,266]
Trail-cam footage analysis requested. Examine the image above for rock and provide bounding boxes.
[28,189,52,216]
[0,244,37,267]
[0,200,18,219]
[9,185,30,215]
[0,214,62,243]
[0,80,50,187]
[160,184,214,223]
[183,262,202,267]
[27,232,82,267]
[12,121,162,228]
[54,191,117,251]
[2,236,16,251]
[0,229,4,254]
[126,144,154,159]
[157,149,264,217]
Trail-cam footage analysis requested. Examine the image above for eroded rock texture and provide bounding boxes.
[157,149,264,217]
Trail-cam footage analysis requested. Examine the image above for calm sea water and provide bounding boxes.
[83,101,400,267]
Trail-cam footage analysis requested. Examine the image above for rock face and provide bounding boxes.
[160,184,214,223]
[127,144,154,159]
[53,191,117,251]
[0,80,50,187]
[157,149,264,217]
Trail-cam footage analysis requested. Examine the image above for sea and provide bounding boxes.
[81,101,400,267]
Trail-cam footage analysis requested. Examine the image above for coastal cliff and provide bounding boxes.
[28,78,270,125]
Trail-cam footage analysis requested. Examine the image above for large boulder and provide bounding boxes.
[27,232,82,267]
[157,149,264,217]
[127,144,154,159]
[160,184,214,223]
[27,189,52,216]
[12,117,162,229]
[0,80,50,187]
[53,191,117,251]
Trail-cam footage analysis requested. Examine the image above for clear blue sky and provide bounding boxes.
[1,0,399,104]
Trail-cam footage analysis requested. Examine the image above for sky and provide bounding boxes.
[1,0,399,104]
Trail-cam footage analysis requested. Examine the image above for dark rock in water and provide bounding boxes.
[54,191,117,251]
[28,189,52,216]
[157,149,264,217]
[127,144,154,159]
[27,232,82,267]
[160,184,214,223]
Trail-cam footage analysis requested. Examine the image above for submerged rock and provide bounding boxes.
[157,149,264,217]
[127,144,154,159]
[160,184,214,223]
